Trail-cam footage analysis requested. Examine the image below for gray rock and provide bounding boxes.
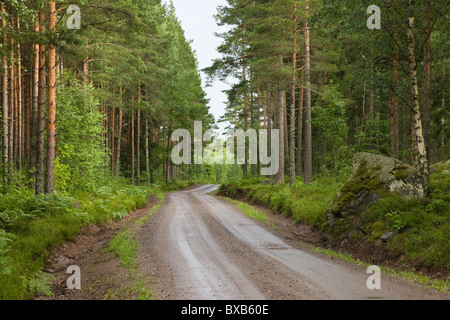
[380,230,398,242]
[326,152,425,224]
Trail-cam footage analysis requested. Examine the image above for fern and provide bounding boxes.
[27,271,56,297]
[0,230,14,276]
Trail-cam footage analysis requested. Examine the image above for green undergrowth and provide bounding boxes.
[104,195,165,300]
[0,180,182,300]
[219,175,344,229]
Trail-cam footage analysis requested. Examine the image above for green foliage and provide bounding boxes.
[106,228,138,269]
[26,271,56,297]
[220,175,343,228]
[312,82,351,173]
[0,230,14,276]
[56,72,108,193]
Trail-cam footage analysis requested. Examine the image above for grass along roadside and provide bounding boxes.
[222,197,275,229]
[103,194,165,300]
[221,195,449,295]
[308,245,449,294]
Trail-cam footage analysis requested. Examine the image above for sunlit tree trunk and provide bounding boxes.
[45,0,57,194]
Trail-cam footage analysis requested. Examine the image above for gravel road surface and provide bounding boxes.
[136,184,448,300]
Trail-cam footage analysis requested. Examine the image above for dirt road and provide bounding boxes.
[136,185,447,300]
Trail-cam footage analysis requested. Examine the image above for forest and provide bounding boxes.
[0,0,449,299]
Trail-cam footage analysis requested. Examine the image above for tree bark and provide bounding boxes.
[391,26,399,159]
[131,106,135,185]
[289,0,298,186]
[423,0,431,167]
[36,10,46,194]
[145,119,151,186]
[303,0,313,184]
[31,15,40,180]
[267,84,272,157]
[1,3,8,176]
[296,68,304,176]
[136,99,141,185]
[406,1,429,194]
[115,89,123,177]
[16,19,22,170]
[111,102,115,176]
[9,21,14,177]
[275,70,285,185]
[45,0,57,194]
[242,58,248,175]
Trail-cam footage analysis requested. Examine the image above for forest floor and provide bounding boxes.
[36,184,448,300]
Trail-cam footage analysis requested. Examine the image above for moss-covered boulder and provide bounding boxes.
[325,152,425,224]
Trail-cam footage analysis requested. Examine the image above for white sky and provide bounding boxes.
[163,0,231,134]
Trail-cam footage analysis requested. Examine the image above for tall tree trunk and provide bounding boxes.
[256,84,261,175]
[115,88,123,177]
[136,102,141,186]
[303,0,313,184]
[275,88,286,184]
[1,3,8,176]
[17,19,23,170]
[31,15,40,183]
[45,0,57,194]
[402,101,408,162]
[36,10,46,193]
[391,26,399,158]
[263,89,267,129]
[267,84,272,157]
[242,58,248,175]
[9,21,14,178]
[145,119,151,186]
[296,68,304,176]
[423,0,431,167]
[111,103,115,176]
[131,107,135,185]
[406,1,429,194]
[289,0,298,186]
